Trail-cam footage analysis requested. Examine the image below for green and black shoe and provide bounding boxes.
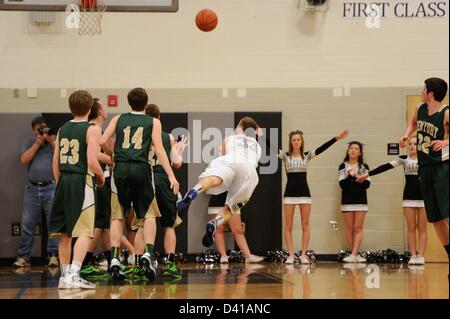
[163,261,182,279]
[124,265,146,278]
[110,258,126,281]
[80,265,106,278]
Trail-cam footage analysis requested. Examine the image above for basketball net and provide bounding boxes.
[77,0,106,36]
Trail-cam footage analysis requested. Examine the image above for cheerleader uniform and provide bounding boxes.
[369,155,424,208]
[279,137,339,205]
[338,162,371,212]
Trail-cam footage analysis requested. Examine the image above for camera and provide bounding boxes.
[38,127,51,135]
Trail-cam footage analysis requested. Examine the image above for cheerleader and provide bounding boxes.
[357,136,427,265]
[279,129,349,264]
[338,141,370,263]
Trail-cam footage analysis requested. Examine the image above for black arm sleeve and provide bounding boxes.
[315,137,338,156]
[361,179,371,189]
[369,163,394,176]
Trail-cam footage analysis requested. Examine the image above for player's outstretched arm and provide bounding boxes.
[170,134,189,169]
[99,115,119,147]
[400,104,420,148]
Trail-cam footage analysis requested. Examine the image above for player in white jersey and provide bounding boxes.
[177,117,264,262]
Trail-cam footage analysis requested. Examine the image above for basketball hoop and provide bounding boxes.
[297,0,329,15]
[77,0,106,36]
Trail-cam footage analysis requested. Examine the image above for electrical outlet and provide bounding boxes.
[27,88,37,98]
[329,220,339,231]
[12,223,21,236]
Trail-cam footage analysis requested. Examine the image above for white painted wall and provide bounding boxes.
[0,0,448,89]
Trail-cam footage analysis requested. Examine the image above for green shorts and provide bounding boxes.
[111,162,159,221]
[154,172,182,228]
[418,161,449,223]
[49,173,95,238]
[95,177,111,229]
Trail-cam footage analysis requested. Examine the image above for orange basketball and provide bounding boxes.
[195,9,218,32]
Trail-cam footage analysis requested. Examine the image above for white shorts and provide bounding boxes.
[341,204,368,212]
[283,197,312,205]
[402,200,425,208]
[208,206,241,215]
[199,157,258,214]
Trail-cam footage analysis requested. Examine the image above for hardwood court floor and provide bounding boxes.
[0,262,448,299]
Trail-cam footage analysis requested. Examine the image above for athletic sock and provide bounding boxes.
[60,264,70,277]
[103,250,111,267]
[214,215,224,226]
[166,253,175,263]
[111,246,120,260]
[145,244,155,259]
[69,261,82,276]
[193,184,203,193]
[82,252,93,267]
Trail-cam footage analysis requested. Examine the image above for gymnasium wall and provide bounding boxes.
[0,0,448,89]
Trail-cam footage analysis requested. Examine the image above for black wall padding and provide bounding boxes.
[234,112,282,255]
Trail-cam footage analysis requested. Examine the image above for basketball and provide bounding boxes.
[195,9,218,32]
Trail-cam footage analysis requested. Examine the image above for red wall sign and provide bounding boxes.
[107,95,118,107]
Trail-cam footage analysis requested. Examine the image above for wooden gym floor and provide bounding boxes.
[0,262,448,299]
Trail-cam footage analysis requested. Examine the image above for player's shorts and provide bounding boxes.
[49,173,95,238]
[199,157,258,214]
[418,161,449,223]
[154,171,182,228]
[95,176,111,229]
[111,162,160,221]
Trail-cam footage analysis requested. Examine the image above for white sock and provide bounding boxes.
[214,215,224,226]
[69,261,82,276]
[193,184,203,193]
[60,264,70,277]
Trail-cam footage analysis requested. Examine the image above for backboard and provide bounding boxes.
[0,0,178,12]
